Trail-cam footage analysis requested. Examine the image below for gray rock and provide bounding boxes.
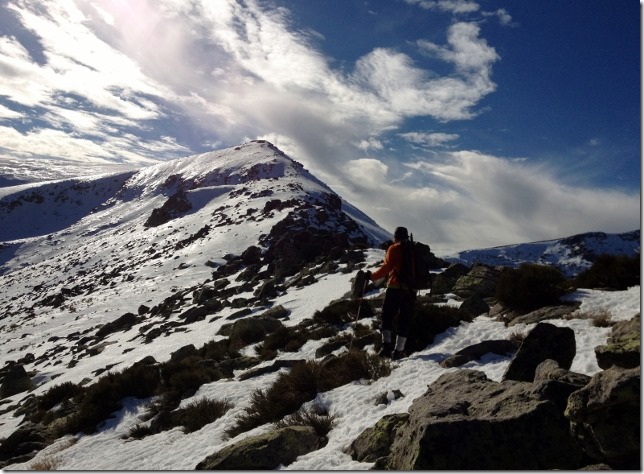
[345,414,409,462]
[0,364,35,399]
[507,304,578,327]
[595,315,640,369]
[503,322,576,382]
[458,294,490,318]
[440,339,519,368]
[566,366,640,468]
[195,425,323,470]
[379,370,584,470]
[452,264,500,298]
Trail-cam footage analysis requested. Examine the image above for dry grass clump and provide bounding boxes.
[174,397,233,433]
[29,455,62,470]
[508,331,526,344]
[274,404,337,437]
[226,350,390,438]
[564,309,614,328]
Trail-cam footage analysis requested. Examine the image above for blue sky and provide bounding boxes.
[0,0,640,251]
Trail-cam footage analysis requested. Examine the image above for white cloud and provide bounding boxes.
[404,0,480,14]
[399,131,460,147]
[335,150,640,252]
[417,22,499,73]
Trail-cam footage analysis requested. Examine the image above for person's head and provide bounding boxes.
[393,226,409,242]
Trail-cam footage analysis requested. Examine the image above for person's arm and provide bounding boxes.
[369,246,394,281]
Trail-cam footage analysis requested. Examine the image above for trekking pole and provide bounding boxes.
[348,277,369,350]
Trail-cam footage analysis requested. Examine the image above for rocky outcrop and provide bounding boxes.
[372,369,585,470]
[566,366,640,469]
[351,363,640,470]
[595,315,640,369]
[503,322,576,382]
[0,364,34,399]
[506,304,578,326]
[451,264,500,298]
[195,425,324,470]
[440,339,519,368]
[431,263,469,295]
[345,414,409,463]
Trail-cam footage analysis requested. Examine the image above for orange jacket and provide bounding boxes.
[371,242,406,289]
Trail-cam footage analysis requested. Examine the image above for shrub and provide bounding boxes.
[496,263,566,314]
[161,357,223,398]
[227,350,389,438]
[256,326,309,360]
[573,253,640,290]
[60,363,161,435]
[125,423,154,440]
[38,382,83,411]
[274,404,336,437]
[403,302,471,354]
[313,300,359,326]
[174,397,233,433]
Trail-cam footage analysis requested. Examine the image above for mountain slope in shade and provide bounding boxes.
[445,230,640,276]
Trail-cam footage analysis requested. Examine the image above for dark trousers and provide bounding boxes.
[380,288,416,338]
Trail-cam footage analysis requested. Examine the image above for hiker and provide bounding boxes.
[365,226,416,360]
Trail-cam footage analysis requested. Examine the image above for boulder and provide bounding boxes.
[373,369,584,470]
[503,322,576,382]
[95,312,139,339]
[217,316,284,344]
[440,339,519,368]
[458,294,490,318]
[431,263,469,295]
[195,425,323,470]
[595,315,640,369]
[452,264,500,298]
[345,414,409,463]
[506,304,578,327]
[565,366,640,469]
[0,364,35,399]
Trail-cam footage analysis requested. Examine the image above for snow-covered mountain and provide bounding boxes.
[0,140,388,316]
[445,230,640,277]
[0,141,640,470]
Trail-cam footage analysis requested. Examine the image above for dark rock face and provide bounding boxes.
[566,366,640,469]
[440,339,519,368]
[195,425,324,470]
[503,322,576,382]
[595,315,640,369]
[345,414,409,463]
[0,364,34,399]
[431,263,469,295]
[451,264,500,298]
[144,190,192,227]
[378,370,584,470]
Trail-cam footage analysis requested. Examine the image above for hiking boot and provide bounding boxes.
[378,342,392,358]
[392,349,407,361]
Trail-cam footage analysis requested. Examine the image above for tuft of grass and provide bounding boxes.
[508,331,526,344]
[29,455,62,470]
[226,350,390,438]
[564,309,615,328]
[274,404,337,437]
[175,397,233,433]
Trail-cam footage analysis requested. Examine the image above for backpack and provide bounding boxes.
[399,234,433,290]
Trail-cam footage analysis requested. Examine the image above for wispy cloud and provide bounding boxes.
[0,0,637,250]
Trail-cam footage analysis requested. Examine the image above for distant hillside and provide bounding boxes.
[446,230,640,276]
